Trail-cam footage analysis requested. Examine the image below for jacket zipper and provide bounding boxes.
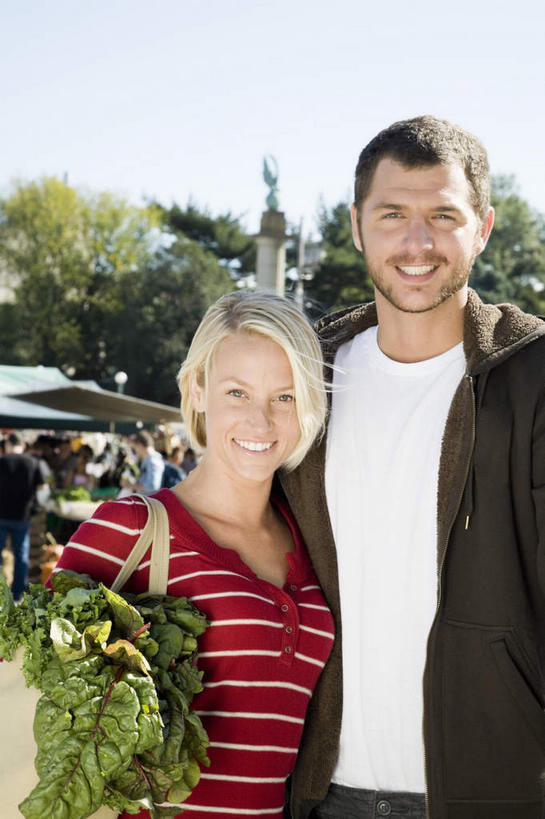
[423,373,476,818]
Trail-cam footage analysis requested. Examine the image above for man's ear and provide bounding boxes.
[350,203,363,252]
[475,206,495,255]
[189,372,205,413]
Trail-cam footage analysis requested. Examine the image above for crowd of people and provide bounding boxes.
[0,429,198,601]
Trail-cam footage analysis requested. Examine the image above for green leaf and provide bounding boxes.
[100,584,145,639]
[51,571,97,595]
[104,639,151,676]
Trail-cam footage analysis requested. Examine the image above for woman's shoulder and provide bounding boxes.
[92,493,149,523]
[52,495,150,585]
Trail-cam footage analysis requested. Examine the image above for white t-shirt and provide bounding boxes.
[325,326,465,792]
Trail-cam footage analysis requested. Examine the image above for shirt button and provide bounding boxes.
[284,645,292,654]
[376,800,391,816]
[285,626,293,634]
[289,584,297,591]
[280,604,289,613]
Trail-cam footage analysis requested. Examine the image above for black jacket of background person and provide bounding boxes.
[0,452,44,520]
[280,289,545,819]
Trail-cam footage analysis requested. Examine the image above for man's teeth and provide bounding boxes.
[235,440,273,452]
[398,265,437,276]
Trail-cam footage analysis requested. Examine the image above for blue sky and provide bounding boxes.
[2,1,544,237]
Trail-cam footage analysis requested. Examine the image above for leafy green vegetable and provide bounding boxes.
[0,570,210,818]
[51,487,93,503]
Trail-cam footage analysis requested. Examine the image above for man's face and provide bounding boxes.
[351,158,494,314]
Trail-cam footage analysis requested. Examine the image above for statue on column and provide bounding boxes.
[263,155,279,211]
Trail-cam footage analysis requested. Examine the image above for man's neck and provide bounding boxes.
[375,288,467,363]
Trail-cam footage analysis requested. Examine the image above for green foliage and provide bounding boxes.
[105,237,234,405]
[0,178,159,375]
[0,570,209,819]
[471,175,545,313]
[305,202,374,316]
[160,200,256,276]
[0,180,235,403]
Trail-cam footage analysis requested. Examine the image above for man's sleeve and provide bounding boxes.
[148,456,165,492]
[34,461,46,489]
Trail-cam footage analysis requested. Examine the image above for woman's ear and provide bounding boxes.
[189,371,206,413]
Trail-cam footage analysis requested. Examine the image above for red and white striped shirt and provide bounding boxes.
[52,489,334,818]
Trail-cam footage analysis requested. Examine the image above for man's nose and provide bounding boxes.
[403,218,434,254]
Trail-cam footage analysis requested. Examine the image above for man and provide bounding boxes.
[161,446,187,489]
[130,430,165,494]
[0,432,46,601]
[280,116,545,819]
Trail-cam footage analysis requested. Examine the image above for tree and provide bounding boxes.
[0,179,238,403]
[305,202,373,316]
[105,237,234,405]
[158,201,256,279]
[0,178,159,378]
[471,176,545,313]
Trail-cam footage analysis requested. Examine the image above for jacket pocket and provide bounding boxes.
[490,633,545,748]
[440,621,545,800]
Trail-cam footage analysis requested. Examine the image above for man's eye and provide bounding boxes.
[383,212,402,219]
[435,213,454,220]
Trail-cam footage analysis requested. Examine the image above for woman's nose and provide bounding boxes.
[248,401,273,431]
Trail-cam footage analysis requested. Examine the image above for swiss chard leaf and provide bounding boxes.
[1,569,209,818]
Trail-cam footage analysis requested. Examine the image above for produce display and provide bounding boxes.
[50,487,94,503]
[0,570,210,818]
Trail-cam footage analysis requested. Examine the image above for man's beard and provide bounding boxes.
[361,237,479,315]
[368,253,475,314]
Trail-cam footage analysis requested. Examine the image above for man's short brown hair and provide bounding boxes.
[354,115,490,220]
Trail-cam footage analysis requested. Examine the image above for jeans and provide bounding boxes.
[311,783,427,819]
[0,518,31,600]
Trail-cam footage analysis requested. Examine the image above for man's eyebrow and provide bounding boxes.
[370,202,462,213]
[371,201,404,211]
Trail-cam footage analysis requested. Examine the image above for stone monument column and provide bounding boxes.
[255,156,287,295]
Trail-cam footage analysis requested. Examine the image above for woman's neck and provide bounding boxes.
[172,458,274,529]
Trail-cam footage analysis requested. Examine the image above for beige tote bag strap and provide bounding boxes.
[110,494,170,595]
[145,495,171,594]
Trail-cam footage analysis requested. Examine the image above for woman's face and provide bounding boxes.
[191,332,300,485]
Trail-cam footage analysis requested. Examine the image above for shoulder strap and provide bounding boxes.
[110,494,170,595]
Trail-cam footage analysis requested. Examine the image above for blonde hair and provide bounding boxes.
[178,290,327,471]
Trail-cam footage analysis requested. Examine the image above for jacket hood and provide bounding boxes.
[315,288,545,374]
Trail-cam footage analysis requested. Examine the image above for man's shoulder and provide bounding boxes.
[314,300,378,359]
[0,452,35,467]
[465,289,545,374]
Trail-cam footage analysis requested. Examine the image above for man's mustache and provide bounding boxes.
[385,255,448,267]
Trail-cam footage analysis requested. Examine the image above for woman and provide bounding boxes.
[51,290,334,818]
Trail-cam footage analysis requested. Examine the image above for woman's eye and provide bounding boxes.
[277,394,295,403]
[228,389,245,398]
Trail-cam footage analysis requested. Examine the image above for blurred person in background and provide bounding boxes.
[52,437,77,490]
[65,443,96,491]
[181,445,198,474]
[129,430,165,494]
[161,446,187,488]
[0,432,46,601]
